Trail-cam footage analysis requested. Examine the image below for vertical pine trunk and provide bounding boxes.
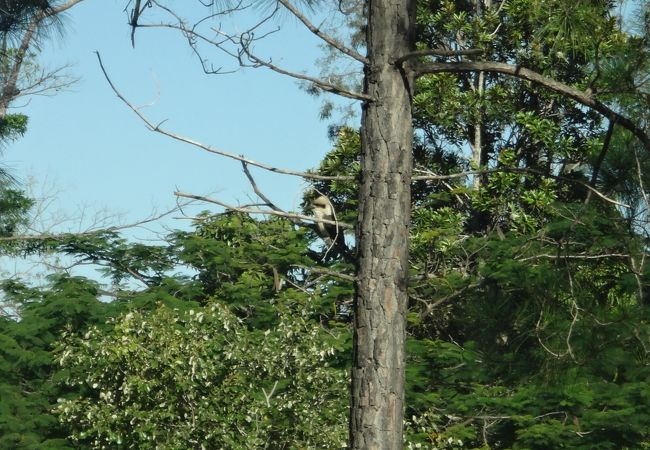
[350,0,415,448]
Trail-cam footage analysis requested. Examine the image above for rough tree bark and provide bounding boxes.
[351,0,415,447]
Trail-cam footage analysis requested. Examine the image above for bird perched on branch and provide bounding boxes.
[310,194,349,259]
[311,195,337,244]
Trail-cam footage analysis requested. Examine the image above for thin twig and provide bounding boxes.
[292,264,356,282]
[138,13,370,101]
[241,161,283,213]
[535,305,562,358]
[0,203,189,242]
[174,191,354,229]
[240,43,371,101]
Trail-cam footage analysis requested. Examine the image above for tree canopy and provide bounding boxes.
[2,0,650,449]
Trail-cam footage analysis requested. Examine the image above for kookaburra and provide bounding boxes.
[309,194,350,259]
[310,195,338,246]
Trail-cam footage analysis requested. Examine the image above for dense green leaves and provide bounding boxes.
[57,303,349,449]
[0,275,115,449]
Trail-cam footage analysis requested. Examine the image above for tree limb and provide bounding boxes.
[518,253,632,262]
[589,118,616,188]
[393,48,484,65]
[292,264,356,282]
[411,61,650,152]
[0,0,85,117]
[95,52,352,182]
[239,42,371,101]
[241,161,283,213]
[277,0,368,64]
[174,191,354,229]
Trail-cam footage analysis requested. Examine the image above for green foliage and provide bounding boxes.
[0,275,115,450]
[1,209,355,449]
[57,302,349,449]
[0,113,27,142]
[171,212,354,326]
[0,182,32,239]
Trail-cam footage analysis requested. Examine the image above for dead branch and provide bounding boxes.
[95,52,352,182]
[241,161,284,213]
[393,48,484,65]
[292,264,356,282]
[239,42,371,101]
[138,4,370,101]
[174,190,354,229]
[277,0,368,64]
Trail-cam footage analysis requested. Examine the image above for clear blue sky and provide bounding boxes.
[7,0,353,240]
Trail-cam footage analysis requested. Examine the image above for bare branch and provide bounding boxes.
[277,0,368,64]
[413,167,630,208]
[0,202,189,242]
[517,253,632,262]
[292,264,356,282]
[411,61,650,152]
[137,6,370,101]
[238,38,371,101]
[94,52,352,182]
[174,191,354,229]
[241,161,283,213]
[393,48,484,65]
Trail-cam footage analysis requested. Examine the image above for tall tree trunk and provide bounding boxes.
[350,0,415,447]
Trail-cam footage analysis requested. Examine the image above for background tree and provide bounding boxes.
[0,0,80,120]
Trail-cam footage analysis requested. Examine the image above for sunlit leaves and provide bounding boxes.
[56,302,348,449]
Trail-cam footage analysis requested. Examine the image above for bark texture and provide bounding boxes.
[350,0,415,447]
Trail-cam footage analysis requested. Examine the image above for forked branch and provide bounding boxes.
[135,4,370,101]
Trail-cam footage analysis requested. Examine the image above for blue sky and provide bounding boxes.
[6,0,355,241]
